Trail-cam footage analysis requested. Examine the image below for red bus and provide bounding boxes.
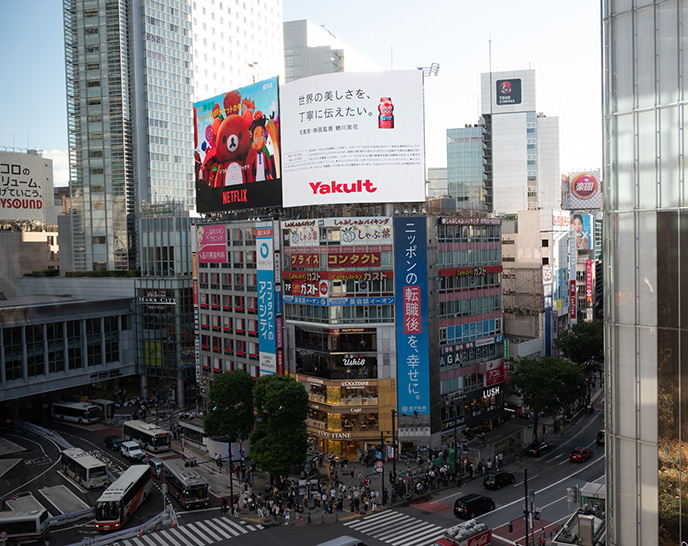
[94,465,152,531]
[161,458,209,509]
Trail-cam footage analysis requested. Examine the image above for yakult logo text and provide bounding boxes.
[309,180,378,195]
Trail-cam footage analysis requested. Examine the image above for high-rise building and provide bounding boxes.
[283,19,380,83]
[447,69,560,214]
[63,0,284,272]
[603,2,686,545]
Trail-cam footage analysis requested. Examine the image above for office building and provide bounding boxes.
[427,167,448,198]
[603,2,684,544]
[283,19,380,83]
[63,0,284,272]
[447,69,560,214]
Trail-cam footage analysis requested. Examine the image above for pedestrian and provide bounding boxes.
[358,470,363,484]
[515,451,520,463]
[350,465,355,478]
[542,423,547,436]
[498,452,504,468]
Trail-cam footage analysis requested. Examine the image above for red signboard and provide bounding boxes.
[283,270,393,281]
[485,359,504,387]
[570,279,577,319]
[440,265,503,277]
[290,253,321,268]
[586,260,593,303]
[328,252,381,268]
[466,530,492,546]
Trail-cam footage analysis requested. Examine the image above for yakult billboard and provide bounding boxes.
[280,71,425,207]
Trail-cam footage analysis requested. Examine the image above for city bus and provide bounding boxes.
[61,447,108,489]
[91,399,116,424]
[94,465,152,531]
[51,401,101,424]
[0,509,50,544]
[122,420,172,453]
[161,458,209,509]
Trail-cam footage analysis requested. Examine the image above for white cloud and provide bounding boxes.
[43,149,69,187]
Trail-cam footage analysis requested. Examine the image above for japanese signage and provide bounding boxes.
[496,78,522,105]
[280,71,425,207]
[283,216,394,248]
[0,151,52,222]
[543,265,553,311]
[586,259,594,303]
[282,295,394,307]
[561,169,602,210]
[194,77,282,212]
[196,224,227,263]
[257,222,277,375]
[394,218,430,415]
[485,358,504,387]
[552,210,571,230]
[570,279,577,320]
[440,217,501,225]
[439,265,503,277]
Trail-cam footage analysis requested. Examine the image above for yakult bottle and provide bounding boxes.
[378,97,394,129]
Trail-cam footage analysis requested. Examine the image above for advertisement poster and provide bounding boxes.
[394,217,430,415]
[256,223,277,375]
[280,71,425,207]
[561,170,602,210]
[586,259,594,303]
[0,151,52,222]
[196,224,227,263]
[496,78,522,105]
[194,77,281,212]
[570,213,595,250]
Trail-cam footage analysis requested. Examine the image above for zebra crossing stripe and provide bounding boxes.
[374,517,428,538]
[137,534,160,546]
[346,511,405,529]
[190,520,225,542]
[389,527,446,546]
[213,517,249,535]
[152,529,184,546]
[357,514,415,535]
[175,524,209,546]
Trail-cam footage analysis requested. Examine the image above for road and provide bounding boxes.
[0,404,604,546]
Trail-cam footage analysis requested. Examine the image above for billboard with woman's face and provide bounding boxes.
[570,213,594,250]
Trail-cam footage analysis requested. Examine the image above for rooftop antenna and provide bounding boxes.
[489,37,493,117]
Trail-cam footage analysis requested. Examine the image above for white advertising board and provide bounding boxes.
[280,70,425,207]
[0,151,52,222]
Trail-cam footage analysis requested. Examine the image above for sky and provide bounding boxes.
[0,0,602,187]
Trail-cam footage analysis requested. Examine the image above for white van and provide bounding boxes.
[316,537,368,546]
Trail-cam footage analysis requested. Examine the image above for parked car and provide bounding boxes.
[104,435,122,451]
[121,440,145,461]
[483,471,516,490]
[569,447,594,463]
[596,430,605,446]
[453,494,495,519]
[525,441,554,457]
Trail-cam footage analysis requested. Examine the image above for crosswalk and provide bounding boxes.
[344,509,446,546]
[115,516,264,546]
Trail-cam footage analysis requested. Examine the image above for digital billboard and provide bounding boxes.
[0,150,52,222]
[570,213,595,250]
[194,77,281,212]
[280,71,425,207]
[196,224,227,263]
[394,217,430,415]
[561,170,602,210]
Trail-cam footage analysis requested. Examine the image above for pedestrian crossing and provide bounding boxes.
[344,509,446,546]
[114,516,264,546]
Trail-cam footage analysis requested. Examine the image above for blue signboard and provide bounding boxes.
[394,218,430,415]
[257,223,276,374]
[282,296,395,307]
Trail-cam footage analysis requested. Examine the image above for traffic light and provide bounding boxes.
[508,521,513,533]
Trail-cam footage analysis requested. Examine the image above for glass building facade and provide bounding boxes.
[446,126,489,211]
[64,0,194,271]
[603,1,688,544]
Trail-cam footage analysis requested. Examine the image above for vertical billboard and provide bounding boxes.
[570,213,595,250]
[0,150,52,222]
[280,71,425,207]
[196,224,227,263]
[496,78,522,105]
[256,222,277,375]
[586,259,594,303]
[194,77,281,212]
[542,265,553,311]
[394,218,430,415]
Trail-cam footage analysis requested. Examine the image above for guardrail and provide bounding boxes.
[48,508,95,528]
[19,420,74,450]
[65,506,178,546]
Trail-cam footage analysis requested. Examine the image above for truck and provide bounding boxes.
[434,521,491,546]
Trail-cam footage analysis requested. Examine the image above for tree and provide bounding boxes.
[509,356,587,442]
[249,374,309,480]
[203,371,255,441]
[555,319,603,371]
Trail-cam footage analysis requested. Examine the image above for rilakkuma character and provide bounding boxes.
[223,90,242,117]
[199,122,222,186]
[213,111,253,187]
[245,112,276,182]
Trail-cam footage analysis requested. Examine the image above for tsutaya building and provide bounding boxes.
[281,215,505,460]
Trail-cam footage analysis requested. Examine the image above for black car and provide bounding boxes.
[596,430,605,446]
[483,471,516,490]
[454,494,495,519]
[104,435,122,450]
[525,441,554,457]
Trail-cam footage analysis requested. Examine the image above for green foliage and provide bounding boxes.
[203,371,255,441]
[555,319,603,369]
[249,375,309,478]
[510,356,588,440]
[24,269,60,277]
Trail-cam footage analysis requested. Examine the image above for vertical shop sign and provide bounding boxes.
[257,223,276,375]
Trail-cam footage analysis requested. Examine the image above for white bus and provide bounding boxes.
[51,401,101,424]
[94,465,152,531]
[92,399,116,424]
[122,420,172,453]
[0,509,50,544]
[61,448,108,489]
[161,458,209,510]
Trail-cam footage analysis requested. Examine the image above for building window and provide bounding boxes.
[542,239,549,247]
[542,257,549,265]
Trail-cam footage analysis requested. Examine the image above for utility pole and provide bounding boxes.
[391,409,397,478]
[380,430,385,504]
[524,468,530,546]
